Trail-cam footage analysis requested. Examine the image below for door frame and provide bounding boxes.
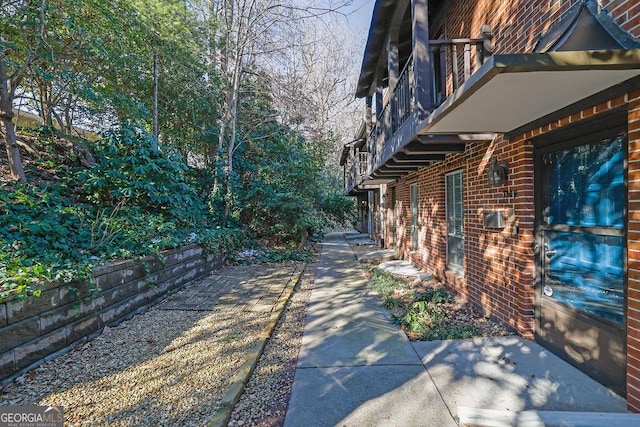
[532,109,628,394]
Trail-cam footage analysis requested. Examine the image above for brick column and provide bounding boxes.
[627,90,640,412]
[509,136,536,340]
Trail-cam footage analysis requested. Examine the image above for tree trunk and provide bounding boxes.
[37,80,55,127]
[0,57,26,182]
[222,48,243,219]
[152,49,159,151]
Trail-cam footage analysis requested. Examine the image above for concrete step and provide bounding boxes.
[458,406,640,427]
[344,232,371,240]
[379,260,432,280]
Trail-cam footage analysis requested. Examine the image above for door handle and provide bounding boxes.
[545,249,557,258]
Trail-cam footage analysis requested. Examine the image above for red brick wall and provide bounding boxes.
[430,0,639,105]
[380,0,640,410]
[433,0,639,54]
[387,133,536,336]
[386,89,640,410]
[627,90,640,411]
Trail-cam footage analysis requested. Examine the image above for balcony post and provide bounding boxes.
[388,30,400,131]
[365,95,373,137]
[375,83,383,119]
[388,30,400,91]
[411,0,433,117]
[374,84,384,163]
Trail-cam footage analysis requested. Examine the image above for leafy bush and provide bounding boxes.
[80,124,203,225]
[320,192,356,225]
[421,324,480,341]
[234,244,315,264]
[0,126,247,303]
[254,246,315,263]
[196,227,249,258]
[1,121,327,303]
[1,184,96,301]
[368,267,411,296]
[365,268,483,341]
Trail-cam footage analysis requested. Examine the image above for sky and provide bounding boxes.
[342,0,376,58]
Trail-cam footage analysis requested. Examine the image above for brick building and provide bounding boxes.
[341,0,640,410]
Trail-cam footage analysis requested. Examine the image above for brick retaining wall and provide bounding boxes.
[0,245,223,384]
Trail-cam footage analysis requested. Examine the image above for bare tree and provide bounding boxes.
[205,0,355,216]
[0,50,26,182]
[1,0,52,182]
[268,13,362,171]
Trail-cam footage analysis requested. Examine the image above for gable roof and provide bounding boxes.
[534,0,640,53]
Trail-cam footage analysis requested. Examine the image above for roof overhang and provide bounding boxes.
[418,49,640,136]
[355,0,396,98]
[339,137,366,166]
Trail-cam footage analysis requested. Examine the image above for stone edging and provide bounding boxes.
[0,245,224,385]
[207,264,305,427]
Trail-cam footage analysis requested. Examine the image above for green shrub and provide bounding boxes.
[0,126,247,303]
[196,227,249,258]
[80,124,202,225]
[320,192,356,225]
[1,183,97,301]
[422,324,480,341]
[364,269,484,341]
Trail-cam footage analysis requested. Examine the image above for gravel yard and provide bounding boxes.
[1,309,265,426]
[0,263,304,427]
[228,260,316,427]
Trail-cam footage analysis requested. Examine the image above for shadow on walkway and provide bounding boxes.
[284,232,630,427]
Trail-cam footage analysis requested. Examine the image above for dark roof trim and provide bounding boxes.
[339,138,366,166]
[534,0,640,52]
[355,0,396,98]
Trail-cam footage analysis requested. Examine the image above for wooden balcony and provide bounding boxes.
[367,30,494,180]
[344,151,370,195]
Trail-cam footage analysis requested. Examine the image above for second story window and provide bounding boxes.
[446,170,464,272]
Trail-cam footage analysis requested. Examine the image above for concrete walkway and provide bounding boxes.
[284,233,633,427]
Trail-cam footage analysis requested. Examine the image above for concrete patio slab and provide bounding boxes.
[285,365,457,427]
[378,260,433,280]
[412,336,628,419]
[457,406,640,427]
[355,249,398,264]
[296,310,421,367]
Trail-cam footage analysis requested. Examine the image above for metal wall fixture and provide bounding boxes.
[487,157,509,186]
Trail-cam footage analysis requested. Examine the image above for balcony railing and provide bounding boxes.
[366,56,415,171]
[345,151,370,192]
[366,29,492,174]
[430,35,492,106]
[392,57,415,131]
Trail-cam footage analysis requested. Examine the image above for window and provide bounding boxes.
[410,183,418,251]
[446,170,464,272]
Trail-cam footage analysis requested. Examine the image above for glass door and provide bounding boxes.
[536,130,626,394]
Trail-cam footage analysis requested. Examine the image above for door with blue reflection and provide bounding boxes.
[541,134,625,325]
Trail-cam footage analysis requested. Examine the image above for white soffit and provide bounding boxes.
[419,50,640,135]
[361,180,393,187]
